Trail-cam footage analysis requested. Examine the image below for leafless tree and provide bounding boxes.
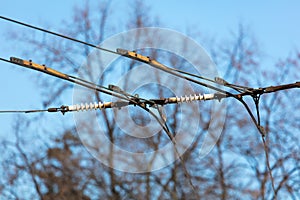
[0,1,299,200]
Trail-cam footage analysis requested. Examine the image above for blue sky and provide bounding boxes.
[0,0,299,136]
[151,1,300,58]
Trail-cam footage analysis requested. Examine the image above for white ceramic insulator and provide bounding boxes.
[68,102,105,111]
[203,94,215,100]
[174,93,215,103]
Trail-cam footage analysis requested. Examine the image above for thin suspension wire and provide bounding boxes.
[154,104,199,197]
[262,135,277,199]
[0,110,48,113]
[171,67,252,93]
[0,16,117,55]
[171,67,217,83]
[254,96,277,199]
[172,69,254,93]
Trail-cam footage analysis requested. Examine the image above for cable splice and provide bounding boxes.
[4,57,140,103]
[116,48,236,97]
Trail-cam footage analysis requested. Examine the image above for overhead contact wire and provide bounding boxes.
[0,57,134,104]
[1,16,238,97]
